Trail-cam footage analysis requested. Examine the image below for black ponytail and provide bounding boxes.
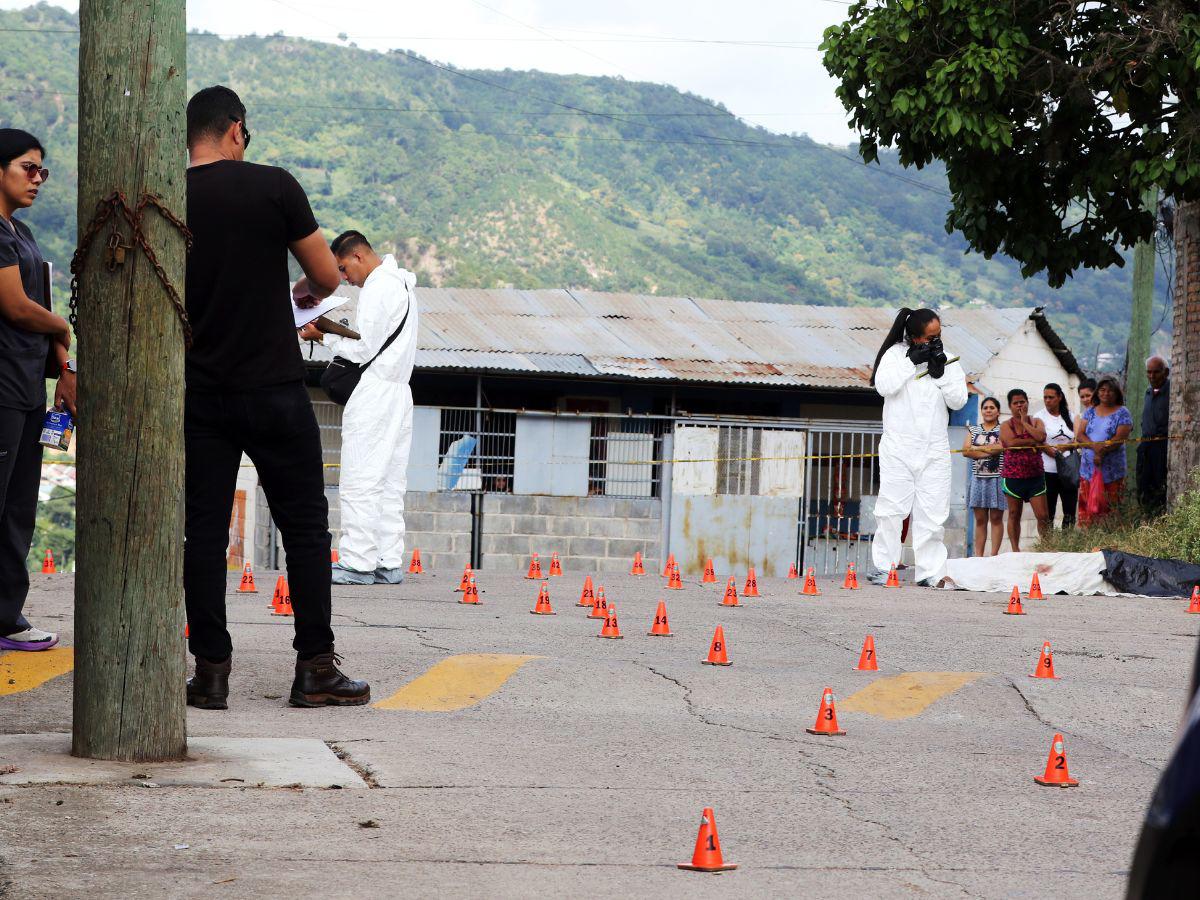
[869,307,940,386]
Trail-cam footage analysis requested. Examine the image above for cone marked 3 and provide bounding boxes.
[854,635,878,671]
[648,600,673,636]
[1034,733,1079,787]
[238,562,257,593]
[743,567,759,597]
[720,577,741,607]
[805,687,846,735]
[677,807,737,872]
[1030,641,1058,679]
[801,567,820,595]
[408,549,423,575]
[1028,572,1044,600]
[578,574,596,608]
[589,587,609,619]
[598,603,623,639]
[703,625,731,665]
[531,581,555,615]
[1004,587,1025,615]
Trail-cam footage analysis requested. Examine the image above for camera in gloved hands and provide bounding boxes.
[926,336,948,379]
[906,340,933,366]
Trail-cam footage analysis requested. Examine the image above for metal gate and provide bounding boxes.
[800,426,882,576]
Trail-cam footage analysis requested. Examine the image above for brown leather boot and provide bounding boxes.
[187,656,231,710]
[289,652,370,707]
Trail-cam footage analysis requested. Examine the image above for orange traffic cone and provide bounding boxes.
[578,574,596,608]
[1029,572,1044,600]
[270,576,287,612]
[531,581,555,615]
[662,553,676,578]
[1004,587,1025,616]
[702,625,731,666]
[237,562,257,593]
[842,564,859,590]
[805,687,846,736]
[460,573,482,604]
[631,551,646,576]
[1188,586,1200,614]
[885,566,900,587]
[525,553,543,579]
[589,587,609,619]
[408,549,423,575]
[854,635,878,671]
[1034,733,1079,787]
[549,552,563,576]
[456,564,472,592]
[184,623,189,638]
[720,577,741,608]
[331,548,339,564]
[648,600,672,637]
[41,550,55,574]
[598,603,623,639]
[1030,641,1058,679]
[272,580,293,616]
[677,807,737,873]
[801,567,820,596]
[743,567,760,597]
[667,563,684,590]
[702,558,717,584]
[787,562,799,580]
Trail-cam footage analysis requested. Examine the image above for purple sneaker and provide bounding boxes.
[0,627,60,651]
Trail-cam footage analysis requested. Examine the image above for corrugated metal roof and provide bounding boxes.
[303,283,1068,390]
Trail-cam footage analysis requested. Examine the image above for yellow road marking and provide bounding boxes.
[840,671,984,720]
[375,653,539,712]
[0,648,74,696]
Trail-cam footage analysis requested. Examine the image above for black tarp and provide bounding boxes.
[1101,550,1200,598]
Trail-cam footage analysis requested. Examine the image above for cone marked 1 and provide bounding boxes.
[703,625,731,666]
[598,603,623,639]
[460,574,482,604]
[842,563,859,590]
[1188,586,1200,614]
[237,562,257,593]
[549,552,563,576]
[1034,733,1079,787]
[1029,571,1044,600]
[578,574,596,608]
[677,807,737,873]
[589,587,609,619]
[631,551,646,576]
[531,581,555,615]
[743,567,759,597]
[1030,641,1058,679]
[667,563,684,590]
[648,600,673,637]
[854,635,878,671]
[525,553,543,579]
[662,553,676,578]
[702,558,717,583]
[272,579,293,617]
[805,687,846,735]
[787,562,799,580]
[720,577,741,608]
[1004,587,1026,615]
[801,567,820,596]
[408,549,423,575]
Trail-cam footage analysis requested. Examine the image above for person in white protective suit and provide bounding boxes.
[868,307,968,586]
[299,230,418,585]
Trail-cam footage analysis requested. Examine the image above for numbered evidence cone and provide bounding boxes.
[854,634,878,671]
[456,564,472,592]
[648,600,673,637]
[667,562,684,590]
[662,552,676,578]
[460,574,482,605]
[1187,586,1200,614]
[549,552,563,576]
[720,577,741,608]
[677,806,737,873]
[842,563,859,590]
[702,558,718,583]
[743,567,760,597]
[577,574,596,608]
[1034,733,1079,788]
[237,562,258,593]
[270,575,287,611]
[589,587,609,619]
[801,567,820,596]
[41,550,55,574]
[1029,571,1044,600]
[272,579,293,616]
[1004,586,1026,616]
[702,625,732,666]
[630,551,646,576]
[597,603,623,639]
[525,553,543,579]
[885,565,901,588]
[787,562,799,580]
[408,549,423,575]
[331,548,339,564]
[1029,641,1058,679]
[531,581,555,615]
[805,686,847,736]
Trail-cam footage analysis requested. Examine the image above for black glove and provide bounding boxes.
[906,341,932,366]
[926,337,948,379]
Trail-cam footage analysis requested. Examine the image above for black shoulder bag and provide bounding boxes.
[319,306,410,405]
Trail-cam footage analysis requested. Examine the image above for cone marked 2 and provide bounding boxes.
[1034,733,1079,787]
[720,577,741,608]
[237,562,257,593]
[677,807,737,873]
[456,564,472,592]
[598,603,623,639]
[801,567,820,595]
[787,562,799,580]
[1030,641,1058,679]
[854,635,878,671]
[805,687,846,735]
[702,558,717,583]
[843,564,859,590]
[272,579,293,616]
[1188,586,1200,614]
[41,550,55,574]
[270,576,287,612]
[408,549,423,575]
[589,587,609,619]
[885,566,900,587]
[1028,572,1044,600]
[703,625,731,666]
[648,600,673,637]
[631,551,646,576]
[578,574,596,608]
[460,574,482,604]
[667,563,684,590]
[549,552,563,576]
[525,553,543,579]
[531,581,555,615]
[662,553,676,578]
[1004,587,1025,615]
[743,567,759,597]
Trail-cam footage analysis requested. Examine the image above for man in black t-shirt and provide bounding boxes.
[184,86,368,709]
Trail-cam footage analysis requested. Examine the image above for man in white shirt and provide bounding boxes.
[300,231,419,585]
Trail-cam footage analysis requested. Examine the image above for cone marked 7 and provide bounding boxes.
[1034,733,1079,787]
[677,807,737,872]
[854,635,878,671]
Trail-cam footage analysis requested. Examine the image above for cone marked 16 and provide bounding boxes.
[677,807,737,873]
[270,575,287,612]
[1034,733,1079,787]
[805,687,846,735]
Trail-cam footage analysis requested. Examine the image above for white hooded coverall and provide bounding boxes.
[871,343,968,583]
[325,255,419,574]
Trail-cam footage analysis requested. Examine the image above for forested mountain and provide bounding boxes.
[0,3,1157,357]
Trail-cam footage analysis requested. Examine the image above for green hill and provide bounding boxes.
[0,3,1156,358]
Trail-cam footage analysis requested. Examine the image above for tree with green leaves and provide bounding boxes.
[822,1,1199,503]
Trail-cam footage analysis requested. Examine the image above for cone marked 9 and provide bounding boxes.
[1029,641,1058,679]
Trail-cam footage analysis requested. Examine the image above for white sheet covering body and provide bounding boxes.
[943,552,1118,596]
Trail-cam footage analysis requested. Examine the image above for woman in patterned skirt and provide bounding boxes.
[961,397,1005,556]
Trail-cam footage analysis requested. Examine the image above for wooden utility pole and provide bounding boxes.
[72,0,188,761]
[1168,200,1199,506]
[1125,188,1158,457]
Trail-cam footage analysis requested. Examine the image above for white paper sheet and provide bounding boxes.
[942,552,1120,596]
[292,296,347,328]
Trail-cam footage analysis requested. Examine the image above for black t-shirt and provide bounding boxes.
[185,160,319,389]
[0,216,48,411]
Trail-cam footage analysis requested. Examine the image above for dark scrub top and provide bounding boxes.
[0,216,48,411]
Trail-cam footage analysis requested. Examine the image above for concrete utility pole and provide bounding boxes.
[72,0,188,761]
[1125,188,1158,456]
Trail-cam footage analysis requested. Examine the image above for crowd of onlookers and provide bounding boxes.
[962,360,1172,556]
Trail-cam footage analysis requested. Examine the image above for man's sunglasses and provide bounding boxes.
[16,161,49,183]
[229,116,251,149]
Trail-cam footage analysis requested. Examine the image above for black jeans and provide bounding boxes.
[0,406,43,635]
[1136,440,1168,516]
[184,382,334,661]
[1044,472,1077,529]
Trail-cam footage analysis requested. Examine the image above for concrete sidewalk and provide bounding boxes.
[0,567,1194,898]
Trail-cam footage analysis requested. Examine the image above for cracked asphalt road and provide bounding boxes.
[1,568,1194,898]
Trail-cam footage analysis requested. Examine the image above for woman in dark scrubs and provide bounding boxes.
[0,129,74,651]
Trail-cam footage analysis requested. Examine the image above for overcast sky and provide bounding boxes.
[3,0,860,145]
